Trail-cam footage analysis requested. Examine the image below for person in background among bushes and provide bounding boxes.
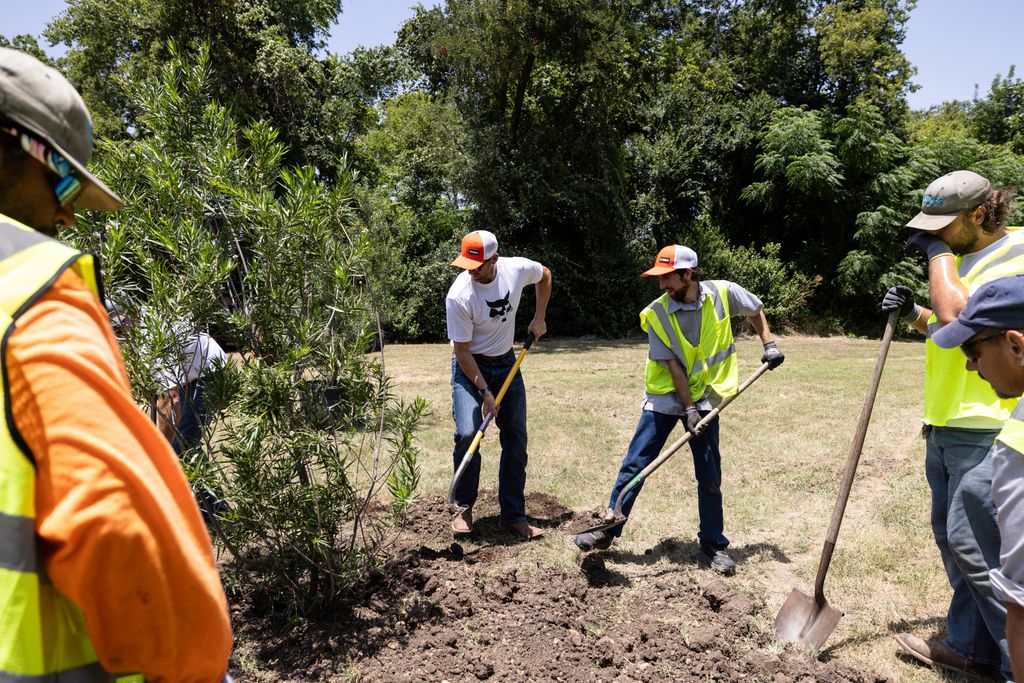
[0,47,232,681]
[446,229,552,539]
[931,274,1024,683]
[573,245,784,576]
[881,170,1020,680]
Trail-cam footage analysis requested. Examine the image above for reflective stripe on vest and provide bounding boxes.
[924,228,1024,427]
[0,215,130,682]
[640,281,739,402]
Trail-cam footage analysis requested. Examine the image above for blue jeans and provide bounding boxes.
[607,409,727,547]
[926,426,1011,680]
[171,378,208,456]
[450,353,529,523]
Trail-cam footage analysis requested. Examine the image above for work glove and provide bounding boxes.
[683,407,704,436]
[880,285,922,322]
[906,231,953,261]
[761,341,785,370]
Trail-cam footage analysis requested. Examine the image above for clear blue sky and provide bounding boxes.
[4,0,1021,111]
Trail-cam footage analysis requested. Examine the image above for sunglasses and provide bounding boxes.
[2,126,84,208]
[960,330,1006,362]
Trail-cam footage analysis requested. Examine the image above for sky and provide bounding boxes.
[3,0,1021,111]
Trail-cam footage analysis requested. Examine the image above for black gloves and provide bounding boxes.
[881,285,921,322]
[684,407,703,436]
[906,231,953,261]
[761,340,785,370]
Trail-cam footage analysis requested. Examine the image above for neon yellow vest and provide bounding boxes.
[0,215,139,681]
[924,228,1024,428]
[640,281,739,403]
[996,407,1024,454]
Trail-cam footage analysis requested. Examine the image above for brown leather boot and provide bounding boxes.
[893,633,1001,679]
[451,506,473,535]
[498,519,544,539]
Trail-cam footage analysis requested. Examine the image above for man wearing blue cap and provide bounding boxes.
[932,274,1024,683]
[881,171,1020,679]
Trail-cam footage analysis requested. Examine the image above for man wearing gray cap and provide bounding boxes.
[881,171,1020,679]
[0,48,232,680]
[932,274,1024,683]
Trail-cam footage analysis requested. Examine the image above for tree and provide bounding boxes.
[971,66,1024,154]
[44,0,401,177]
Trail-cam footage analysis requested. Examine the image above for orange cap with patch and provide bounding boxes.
[451,230,499,269]
[642,244,698,277]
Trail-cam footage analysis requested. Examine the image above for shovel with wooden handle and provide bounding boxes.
[774,309,898,650]
[576,361,773,536]
[448,332,536,506]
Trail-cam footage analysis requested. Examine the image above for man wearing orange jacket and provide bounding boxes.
[0,48,232,681]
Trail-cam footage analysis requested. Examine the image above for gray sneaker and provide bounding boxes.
[698,544,736,576]
[574,529,613,551]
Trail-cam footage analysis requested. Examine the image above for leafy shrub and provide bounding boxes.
[69,48,422,615]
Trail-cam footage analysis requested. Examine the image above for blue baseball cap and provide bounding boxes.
[932,275,1024,348]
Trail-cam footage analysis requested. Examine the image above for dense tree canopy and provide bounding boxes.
[4,0,1022,337]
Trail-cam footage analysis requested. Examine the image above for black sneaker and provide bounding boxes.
[698,544,736,576]
[574,529,613,551]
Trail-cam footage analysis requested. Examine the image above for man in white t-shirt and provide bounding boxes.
[445,230,552,538]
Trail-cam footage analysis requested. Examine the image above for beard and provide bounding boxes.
[947,219,981,255]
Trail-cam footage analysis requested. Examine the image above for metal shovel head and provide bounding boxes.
[575,515,626,536]
[774,587,843,650]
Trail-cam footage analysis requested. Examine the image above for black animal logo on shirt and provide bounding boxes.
[486,292,513,323]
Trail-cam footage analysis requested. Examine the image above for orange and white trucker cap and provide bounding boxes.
[642,244,698,277]
[451,230,499,269]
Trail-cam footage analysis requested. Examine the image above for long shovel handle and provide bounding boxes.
[812,310,898,602]
[448,333,537,505]
[610,361,773,517]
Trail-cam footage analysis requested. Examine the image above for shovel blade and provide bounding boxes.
[774,588,842,650]
[575,516,627,536]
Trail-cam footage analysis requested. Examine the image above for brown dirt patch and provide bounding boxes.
[230,493,886,682]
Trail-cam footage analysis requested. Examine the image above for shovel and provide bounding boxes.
[774,310,898,650]
[448,332,536,505]
[577,361,772,536]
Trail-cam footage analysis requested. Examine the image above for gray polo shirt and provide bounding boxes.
[643,280,763,415]
[991,400,1024,609]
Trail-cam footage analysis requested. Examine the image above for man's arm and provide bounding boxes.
[528,266,552,339]
[453,341,497,419]
[746,309,774,345]
[906,232,966,325]
[747,309,785,369]
[927,255,969,325]
[8,272,232,681]
[665,357,702,434]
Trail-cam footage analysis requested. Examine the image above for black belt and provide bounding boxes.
[473,349,512,362]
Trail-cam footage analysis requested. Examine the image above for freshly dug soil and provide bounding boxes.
[230,493,885,682]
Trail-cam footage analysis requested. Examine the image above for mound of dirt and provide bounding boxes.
[230,493,886,682]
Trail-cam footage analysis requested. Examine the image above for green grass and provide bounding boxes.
[378,335,976,682]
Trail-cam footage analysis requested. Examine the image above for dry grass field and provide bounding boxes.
[376,334,977,682]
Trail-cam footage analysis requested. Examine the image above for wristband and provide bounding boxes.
[903,303,923,323]
[479,385,491,397]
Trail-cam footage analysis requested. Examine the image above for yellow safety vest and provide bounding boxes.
[0,215,138,681]
[640,281,739,403]
[924,228,1024,428]
[996,408,1024,454]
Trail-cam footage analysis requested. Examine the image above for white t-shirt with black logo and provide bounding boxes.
[445,256,544,356]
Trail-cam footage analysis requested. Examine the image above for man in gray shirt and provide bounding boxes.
[933,274,1024,682]
[574,245,784,575]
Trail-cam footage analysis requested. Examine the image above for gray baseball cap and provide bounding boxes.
[906,170,991,231]
[0,47,122,211]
